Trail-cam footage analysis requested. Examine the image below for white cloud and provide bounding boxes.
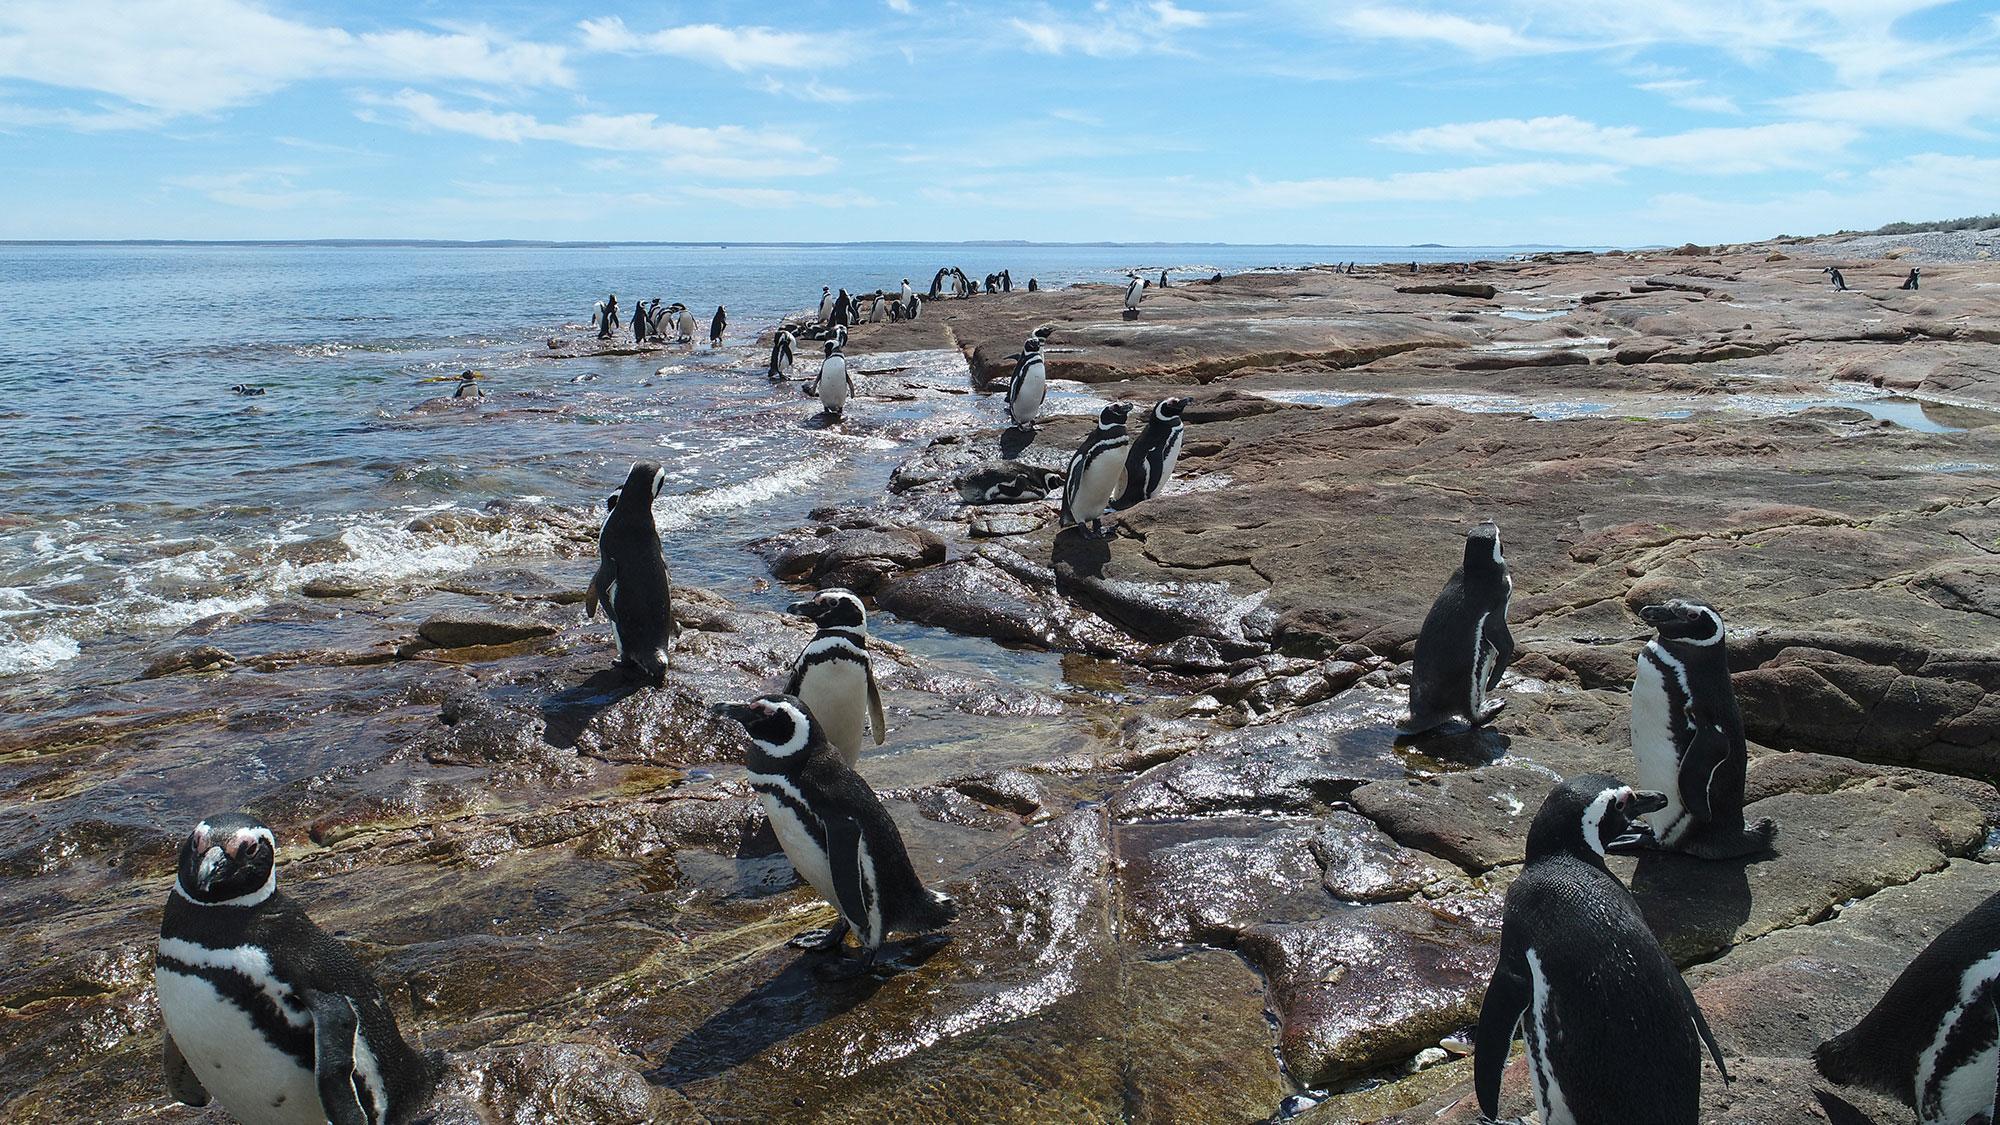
[168,168,349,210]
[1010,1,1212,57]
[0,100,171,131]
[1380,115,1856,174]
[1238,161,1621,207]
[1331,8,1550,54]
[756,76,870,104]
[885,0,914,12]
[1777,63,2000,132]
[1635,79,1740,115]
[0,0,570,116]
[356,90,831,178]
[681,186,883,209]
[1646,152,2000,241]
[576,17,835,71]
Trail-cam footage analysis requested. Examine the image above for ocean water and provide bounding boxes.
[0,242,1528,695]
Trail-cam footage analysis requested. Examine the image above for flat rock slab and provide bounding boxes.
[417,611,559,648]
[1349,762,1560,872]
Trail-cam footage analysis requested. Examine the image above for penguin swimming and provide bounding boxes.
[768,329,796,379]
[229,384,266,396]
[1826,266,1849,291]
[1060,402,1133,539]
[1398,521,1515,737]
[817,286,833,322]
[818,339,852,418]
[1123,275,1146,314]
[157,813,443,1125]
[710,305,727,347]
[452,372,484,401]
[1005,336,1048,430]
[1110,396,1189,511]
[956,463,1067,504]
[715,694,957,980]
[1629,599,1777,859]
[1817,889,2000,1124]
[785,588,888,767]
[1903,266,1922,291]
[585,462,674,685]
[1474,774,1730,1125]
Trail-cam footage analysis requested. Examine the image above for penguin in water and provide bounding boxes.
[817,339,852,419]
[1123,274,1146,315]
[585,463,673,685]
[452,371,484,401]
[785,588,888,767]
[1398,521,1515,737]
[715,694,957,980]
[1110,396,1190,511]
[1825,266,1849,291]
[1005,336,1048,430]
[1629,599,1777,859]
[156,813,443,1125]
[1903,266,1923,291]
[956,463,1067,504]
[1474,774,1731,1125]
[1817,889,2000,1124]
[709,305,727,347]
[1060,402,1133,539]
[230,384,266,396]
[768,329,796,379]
[817,286,833,322]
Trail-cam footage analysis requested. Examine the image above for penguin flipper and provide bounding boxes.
[585,558,615,620]
[1675,970,1731,1084]
[824,812,881,951]
[1678,719,1729,825]
[1482,613,1516,691]
[865,661,888,746]
[1472,951,1530,1120]
[306,990,369,1125]
[161,1032,210,1107]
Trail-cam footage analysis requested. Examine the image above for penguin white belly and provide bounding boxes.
[820,361,850,413]
[1010,363,1046,425]
[1472,613,1494,711]
[1629,653,1689,842]
[754,781,838,906]
[1523,950,1579,1125]
[1919,952,2000,1125]
[1070,451,1124,523]
[1155,430,1184,491]
[799,661,870,762]
[157,961,324,1125]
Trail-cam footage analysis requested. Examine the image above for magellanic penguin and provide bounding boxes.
[1005,336,1048,430]
[956,463,1067,505]
[1474,774,1731,1125]
[1903,267,1922,291]
[818,340,852,418]
[675,306,696,345]
[1817,889,2000,1124]
[632,301,651,343]
[1398,522,1515,737]
[1123,275,1146,313]
[716,694,957,979]
[1060,402,1133,539]
[1825,266,1849,291]
[785,588,888,767]
[900,278,913,309]
[709,305,727,346]
[817,286,832,322]
[768,329,796,379]
[1110,396,1190,511]
[157,813,443,1125]
[585,462,674,685]
[1630,599,1777,859]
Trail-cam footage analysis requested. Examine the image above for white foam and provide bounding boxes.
[654,455,837,531]
[0,630,80,675]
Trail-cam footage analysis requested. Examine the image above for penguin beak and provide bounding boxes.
[1637,603,1678,625]
[786,599,822,620]
[711,702,756,726]
[194,845,228,891]
[1628,789,1670,816]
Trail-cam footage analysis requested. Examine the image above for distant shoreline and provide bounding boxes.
[0,238,1592,251]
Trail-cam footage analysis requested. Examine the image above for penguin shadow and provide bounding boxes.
[1050,524,1113,581]
[1813,1088,1885,1125]
[998,426,1038,459]
[537,668,642,749]
[1627,845,1758,956]
[1392,724,1510,766]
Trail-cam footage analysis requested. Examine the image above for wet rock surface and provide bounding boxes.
[6,241,1999,1122]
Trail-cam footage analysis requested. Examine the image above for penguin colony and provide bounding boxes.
[162,265,1994,1125]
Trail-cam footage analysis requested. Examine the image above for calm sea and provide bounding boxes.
[0,242,1538,697]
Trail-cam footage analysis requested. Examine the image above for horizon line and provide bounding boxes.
[0,238,1607,250]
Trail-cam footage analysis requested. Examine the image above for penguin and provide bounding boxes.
[768,329,796,380]
[1902,267,1922,291]
[675,306,696,344]
[1629,599,1777,859]
[230,384,266,396]
[867,294,884,323]
[928,267,948,300]
[1816,889,2000,1124]
[584,462,673,685]
[452,372,484,401]
[1398,521,1515,737]
[817,286,833,322]
[1159,269,1169,288]
[595,294,620,339]
[709,305,727,347]
[1123,275,1146,313]
[1826,266,1849,291]
[905,294,921,321]
[831,324,849,350]
[784,588,888,767]
[1109,396,1190,511]
[647,298,664,340]
[956,463,1067,505]
[156,813,443,1125]
[900,278,913,309]
[631,301,649,343]
[1060,402,1133,539]
[1001,269,1012,292]
[714,694,957,979]
[817,340,851,418]
[1027,278,1039,292]
[831,289,852,327]
[1005,336,1047,430]
[1474,774,1731,1125]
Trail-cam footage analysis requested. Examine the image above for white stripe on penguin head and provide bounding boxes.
[1580,786,1626,859]
[756,697,813,758]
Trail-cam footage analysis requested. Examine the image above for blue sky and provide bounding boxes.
[2,1,1997,244]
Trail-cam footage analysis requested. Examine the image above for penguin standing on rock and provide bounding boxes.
[1825,266,1849,291]
[715,695,957,980]
[1005,336,1047,430]
[1474,774,1731,1125]
[585,462,673,684]
[1110,396,1189,510]
[1398,521,1514,737]
[156,813,444,1125]
[675,305,696,344]
[1903,267,1922,291]
[817,339,852,418]
[1629,599,1777,859]
[1817,889,2000,1124]
[785,588,888,767]
[1123,275,1146,315]
[1060,402,1133,539]
[768,329,796,379]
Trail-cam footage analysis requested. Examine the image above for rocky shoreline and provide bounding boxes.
[3,237,1997,1122]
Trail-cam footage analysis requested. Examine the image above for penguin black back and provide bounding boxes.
[1817,889,2000,1121]
[1111,396,1190,510]
[1399,521,1514,736]
[587,462,673,683]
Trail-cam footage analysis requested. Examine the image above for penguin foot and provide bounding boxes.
[790,920,850,953]
[812,949,878,983]
[1471,698,1507,726]
[1679,818,1779,860]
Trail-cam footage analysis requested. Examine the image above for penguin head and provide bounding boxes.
[1638,599,1724,646]
[1021,336,1043,355]
[1463,521,1504,571]
[175,813,278,906]
[1527,774,1669,864]
[1099,402,1133,427]
[619,462,668,501]
[714,694,820,764]
[1153,396,1190,422]
[789,588,867,631]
